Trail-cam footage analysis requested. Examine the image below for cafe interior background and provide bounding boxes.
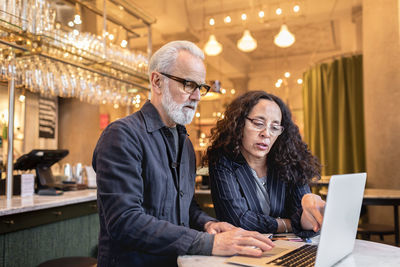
[0,0,399,250]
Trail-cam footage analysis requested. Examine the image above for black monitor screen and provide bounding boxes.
[14,149,69,171]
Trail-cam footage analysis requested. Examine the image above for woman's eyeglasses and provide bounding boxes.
[246,117,284,136]
[160,72,211,96]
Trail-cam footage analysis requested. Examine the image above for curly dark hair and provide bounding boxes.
[204,90,321,185]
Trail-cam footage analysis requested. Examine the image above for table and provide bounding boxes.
[178,239,400,267]
[320,188,400,246]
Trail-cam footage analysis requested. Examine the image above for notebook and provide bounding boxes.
[227,172,367,267]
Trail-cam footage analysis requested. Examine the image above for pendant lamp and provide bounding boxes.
[274,24,295,48]
[204,34,223,56]
[237,29,257,52]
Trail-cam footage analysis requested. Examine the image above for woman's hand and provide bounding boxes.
[301,193,325,232]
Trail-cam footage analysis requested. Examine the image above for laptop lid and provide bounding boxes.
[226,173,367,267]
[315,172,366,267]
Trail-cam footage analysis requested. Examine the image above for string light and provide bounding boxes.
[258,10,265,18]
[276,8,282,15]
[297,78,303,84]
[284,72,291,78]
[224,16,231,24]
[18,94,25,102]
[121,40,128,48]
[209,18,215,26]
[293,5,300,13]
[74,14,82,25]
[241,13,247,21]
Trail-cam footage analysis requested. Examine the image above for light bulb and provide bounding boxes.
[284,72,291,78]
[237,30,257,52]
[121,40,128,48]
[258,11,265,18]
[18,94,25,102]
[209,18,215,26]
[204,34,223,56]
[297,78,303,84]
[274,24,295,48]
[74,14,82,25]
[276,8,282,15]
[224,16,231,24]
[241,13,247,21]
[293,5,300,13]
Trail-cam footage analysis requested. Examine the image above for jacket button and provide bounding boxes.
[181,222,185,226]
[179,190,184,197]
[171,162,178,168]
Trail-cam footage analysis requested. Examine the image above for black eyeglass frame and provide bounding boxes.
[159,72,211,96]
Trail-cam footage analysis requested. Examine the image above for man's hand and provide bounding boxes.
[212,228,274,257]
[301,193,326,232]
[204,221,236,234]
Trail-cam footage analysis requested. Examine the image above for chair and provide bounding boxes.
[38,257,97,267]
[357,223,395,241]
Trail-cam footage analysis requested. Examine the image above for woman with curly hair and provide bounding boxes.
[205,91,325,237]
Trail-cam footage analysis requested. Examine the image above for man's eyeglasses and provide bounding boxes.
[160,72,211,96]
[246,117,284,136]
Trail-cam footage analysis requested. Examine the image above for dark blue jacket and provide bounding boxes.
[93,101,215,266]
[209,154,316,238]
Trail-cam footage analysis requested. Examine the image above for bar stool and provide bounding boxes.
[38,257,97,267]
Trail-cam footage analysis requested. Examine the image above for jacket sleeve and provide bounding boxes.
[189,198,217,230]
[93,121,201,256]
[209,161,278,233]
[287,183,319,238]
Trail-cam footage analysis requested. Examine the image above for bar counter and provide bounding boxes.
[0,190,99,267]
[0,189,97,216]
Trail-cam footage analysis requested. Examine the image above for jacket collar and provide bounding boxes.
[229,152,248,169]
[140,101,188,135]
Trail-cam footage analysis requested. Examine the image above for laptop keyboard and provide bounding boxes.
[267,244,317,267]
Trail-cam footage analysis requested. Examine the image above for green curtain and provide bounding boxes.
[303,55,365,176]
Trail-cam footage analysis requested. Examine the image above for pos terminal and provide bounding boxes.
[14,149,69,195]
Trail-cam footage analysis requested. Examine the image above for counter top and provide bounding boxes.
[0,189,97,216]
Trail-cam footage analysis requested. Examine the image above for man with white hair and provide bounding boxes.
[93,40,274,266]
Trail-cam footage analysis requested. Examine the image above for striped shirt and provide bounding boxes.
[209,154,316,238]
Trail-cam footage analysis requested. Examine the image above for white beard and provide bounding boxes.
[161,85,197,125]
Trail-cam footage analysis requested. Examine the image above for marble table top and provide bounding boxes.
[0,189,97,216]
[178,239,400,267]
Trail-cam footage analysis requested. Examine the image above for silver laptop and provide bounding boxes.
[227,173,367,267]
